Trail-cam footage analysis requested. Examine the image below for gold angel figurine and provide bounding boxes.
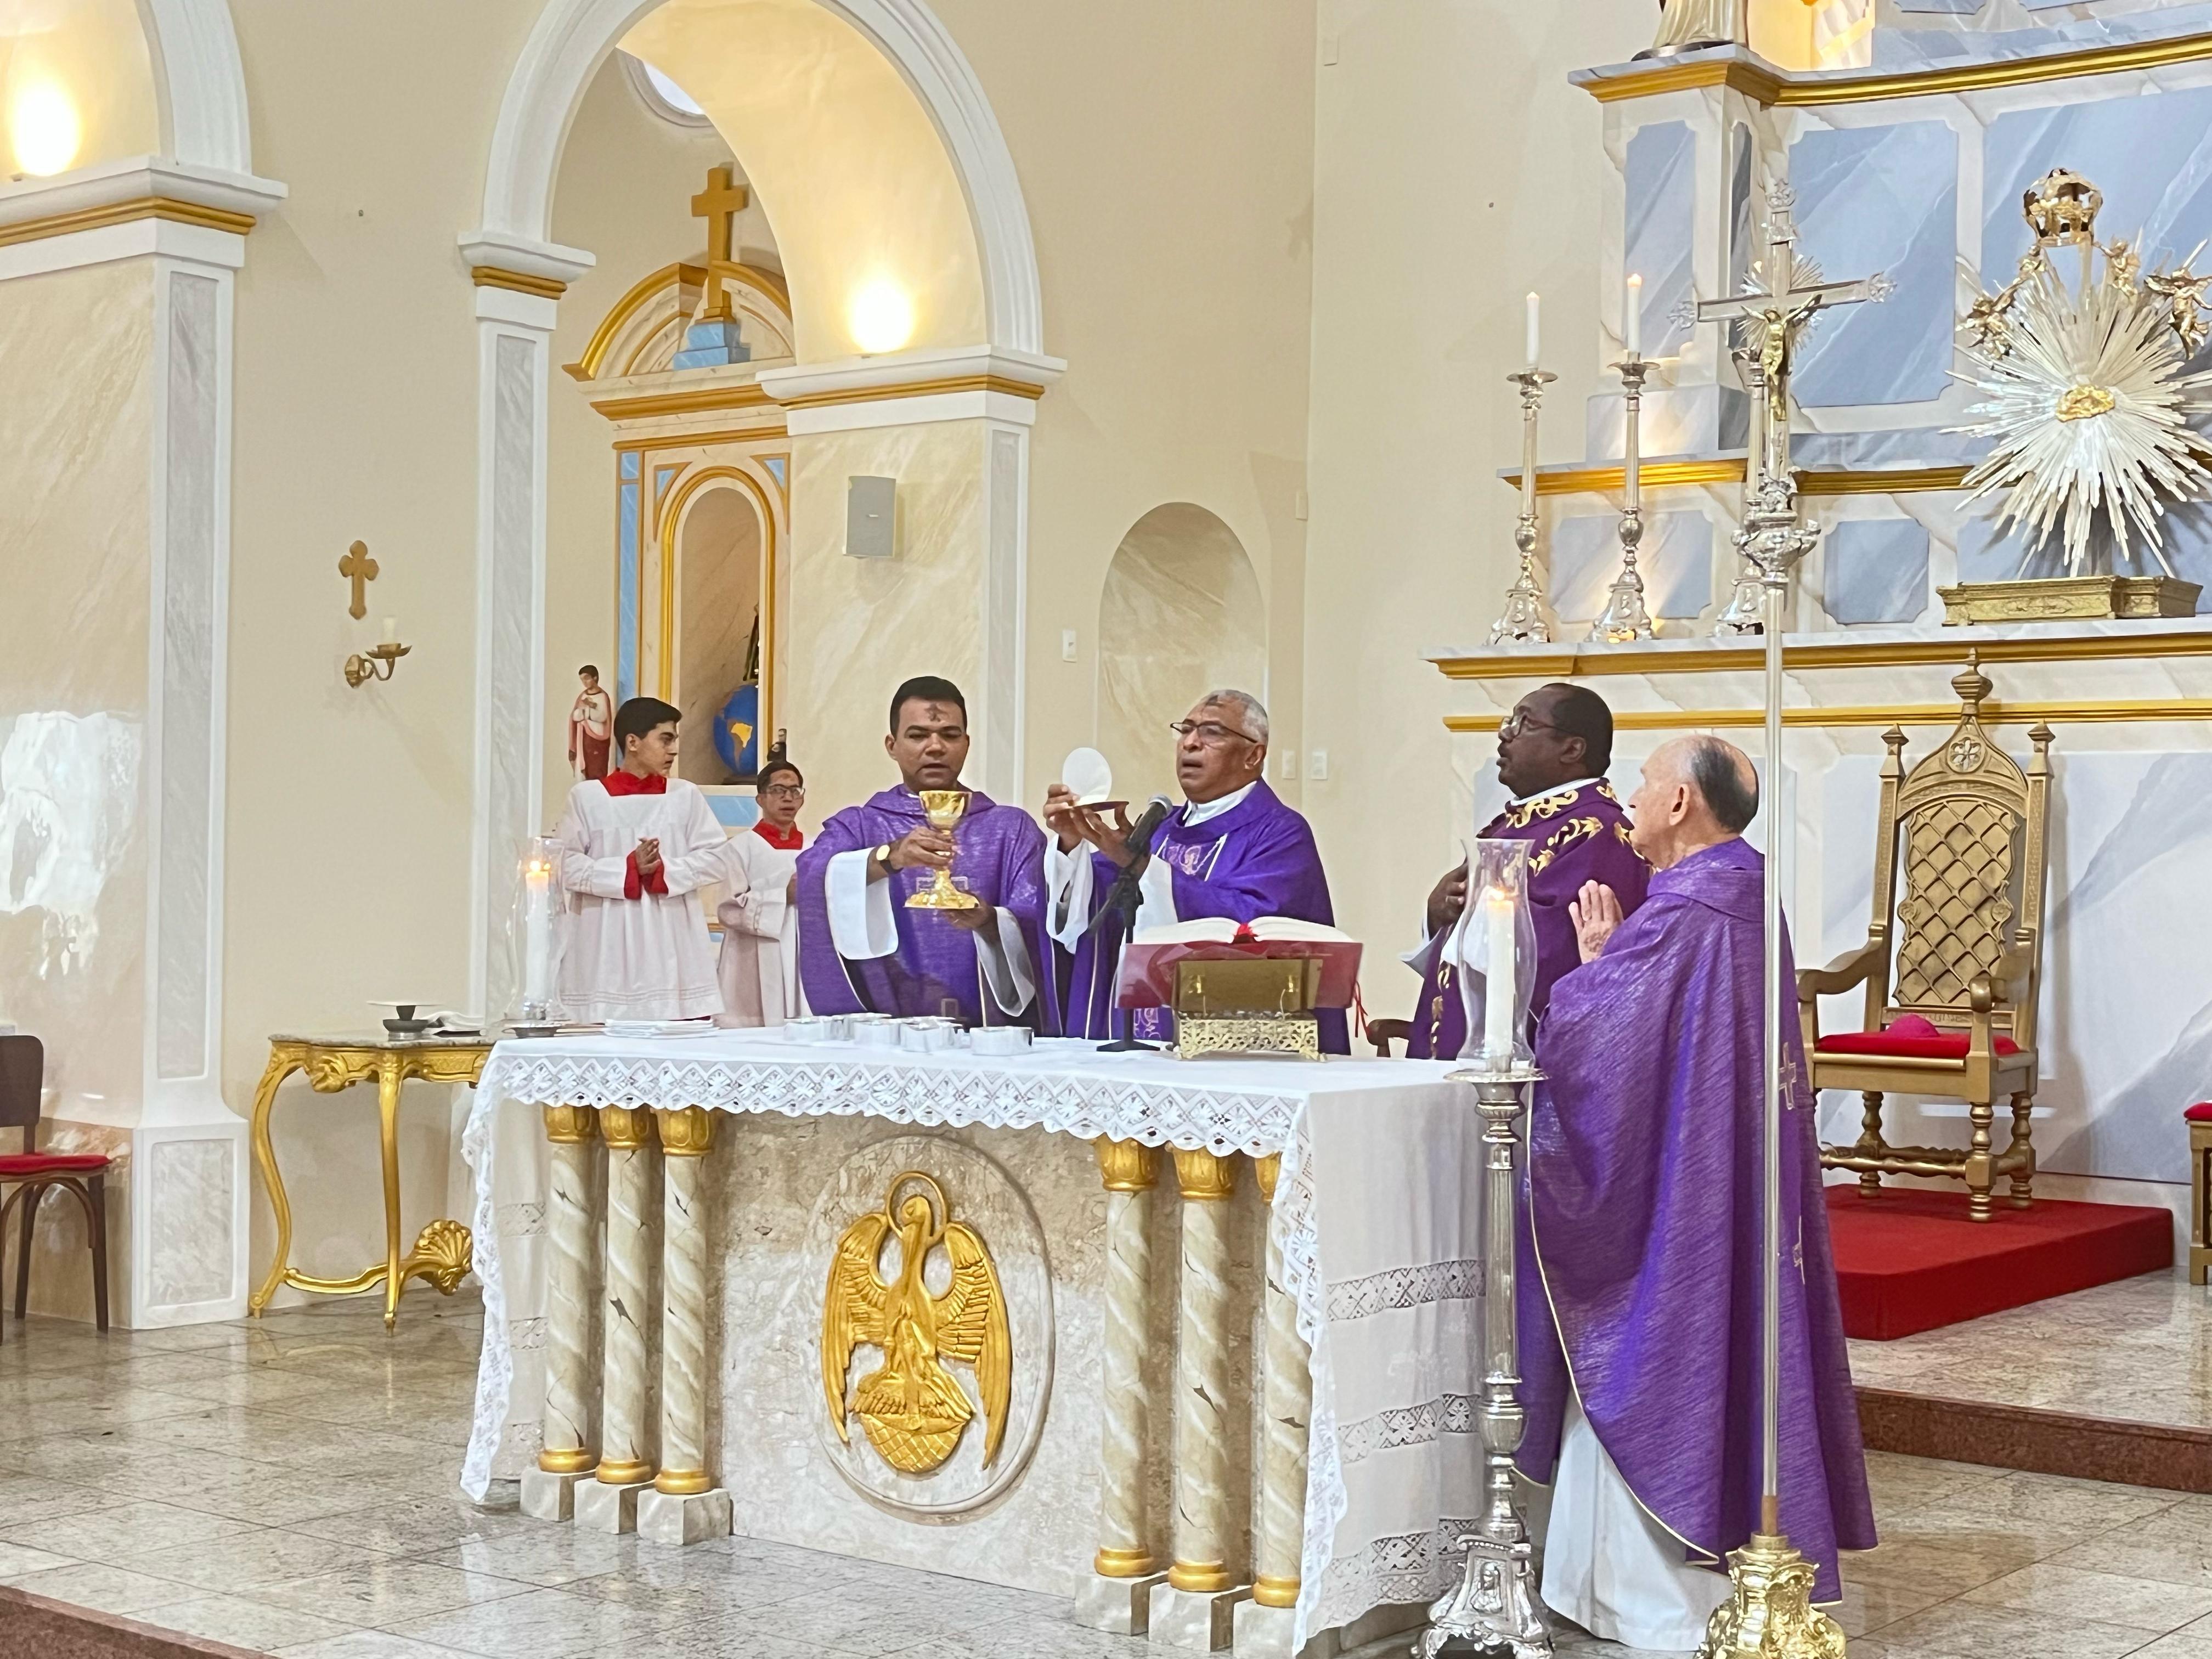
[821,1171,1012,1475]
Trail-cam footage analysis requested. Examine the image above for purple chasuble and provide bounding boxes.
[797,788,1059,1031]
[1515,837,1874,1600]
[1406,782,1650,1060]
[1062,781,1347,1052]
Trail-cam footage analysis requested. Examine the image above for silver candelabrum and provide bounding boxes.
[1420,1065,1552,1659]
[1589,354,1657,643]
[1491,367,1559,645]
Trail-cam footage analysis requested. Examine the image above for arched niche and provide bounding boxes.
[1097,505,1266,804]
[2,0,158,176]
[671,477,769,785]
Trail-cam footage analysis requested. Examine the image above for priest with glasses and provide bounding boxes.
[1043,688,1343,1049]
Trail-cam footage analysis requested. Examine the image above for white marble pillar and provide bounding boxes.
[578,1105,657,1533]
[521,1105,598,1521]
[637,1107,732,1546]
[1151,1148,1248,1651]
[1233,1154,1311,1657]
[1076,1138,1169,1634]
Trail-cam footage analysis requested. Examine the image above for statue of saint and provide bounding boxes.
[1647,0,1747,55]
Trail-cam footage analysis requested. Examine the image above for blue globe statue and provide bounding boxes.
[714,682,761,779]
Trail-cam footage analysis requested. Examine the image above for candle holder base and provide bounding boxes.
[1418,1532,1551,1659]
[1696,1532,1846,1659]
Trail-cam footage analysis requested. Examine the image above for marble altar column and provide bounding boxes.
[522,1105,599,1522]
[579,1105,658,1534]
[1076,1138,1169,1634]
[1234,1154,1311,1657]
[1151,1148,1248,1651]
[637,1107,733,1546]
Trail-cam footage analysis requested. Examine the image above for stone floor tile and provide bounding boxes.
[2059,1526,2212,1590]
[275,1635,484,1659]
[895,1615,1173,1659]
[383,1584,700,1659]
[0,1561,212,1615]
[133,1589,366,1651]
[1870,1598,2152,1659]
[1832,1573,1959,1637]
[1960,1562,2212,1633]
[0,1474,116,1520]
[253,1558,534,1625]
[290,1493,541,1556]
[126,1527,395,1593]
[0,1539,75,1577]
[416,1525,651,1588]
[0,1497,262,1562]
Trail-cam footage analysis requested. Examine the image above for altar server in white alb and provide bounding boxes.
[716,757,809,1026]
[552,696,730,1022]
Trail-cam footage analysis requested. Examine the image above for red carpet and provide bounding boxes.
[1826,1185,2174,1340]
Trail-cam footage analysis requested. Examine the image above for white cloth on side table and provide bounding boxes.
[459,1030,1483,1649]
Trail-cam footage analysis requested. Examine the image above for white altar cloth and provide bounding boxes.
[459,1031,1488,1645]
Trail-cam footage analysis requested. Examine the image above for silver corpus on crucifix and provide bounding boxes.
[1419,1068,1552,1659]
[1590,351,1658,642]
[1492,368,1560,644]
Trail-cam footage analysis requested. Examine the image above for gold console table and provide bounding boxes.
[249,1034,493,1328]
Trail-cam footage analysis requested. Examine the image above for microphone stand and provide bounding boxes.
[1093,802,1171,1053]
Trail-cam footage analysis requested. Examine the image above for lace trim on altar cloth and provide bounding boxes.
[1308,1515,1486,1637]
[1336,1393,1480,1465]
[1326,1259,1483,1322]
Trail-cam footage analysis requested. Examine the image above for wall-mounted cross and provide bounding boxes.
[691,163,751,322]
[338,539,379,619]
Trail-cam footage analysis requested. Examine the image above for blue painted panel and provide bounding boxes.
[1985,85,2212,272]
[765,456,787,488]
[620,451,640,481]
[706,792,761,828]
[1793,120,1958,408]
[618,479,640,704]
[1552,510,1714,620]
[1822,519,1930,624]
[1626,121,1697,360]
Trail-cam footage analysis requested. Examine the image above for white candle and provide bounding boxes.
[524,856,552,1005]
[381,616,399,646]
[1525,291,1541,368]
[1481,884,1518,1065]
[1626,273,1644,357]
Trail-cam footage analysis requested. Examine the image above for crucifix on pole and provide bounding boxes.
[1684,179,1885,1659]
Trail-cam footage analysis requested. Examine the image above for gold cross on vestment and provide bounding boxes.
[338,540,379,620]
[690,163,750,322]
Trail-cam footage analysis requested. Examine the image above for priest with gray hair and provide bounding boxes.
[1042,688,1345,1048]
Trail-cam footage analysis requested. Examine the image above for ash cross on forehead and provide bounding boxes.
[338,540,378,620]
[691,163,751,323]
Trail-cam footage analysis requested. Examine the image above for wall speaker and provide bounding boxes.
[847,476,896,559]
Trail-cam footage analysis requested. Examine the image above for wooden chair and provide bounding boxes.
[2189,1103,2212,1285]
[1368,1017,1411,1057]
[0,1035,112,1333]
[1803,656,2053,1222]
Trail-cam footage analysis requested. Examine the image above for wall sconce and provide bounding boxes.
[338,539,410,687]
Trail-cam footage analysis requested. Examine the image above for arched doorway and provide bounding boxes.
[1096,504,1266,804]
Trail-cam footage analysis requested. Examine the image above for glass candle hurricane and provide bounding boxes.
[1465,838,1539,1074]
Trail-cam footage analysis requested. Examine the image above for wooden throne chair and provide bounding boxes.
[1802,654,2053,1222]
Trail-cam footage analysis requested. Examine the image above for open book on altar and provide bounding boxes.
[1115,917,1362,1011]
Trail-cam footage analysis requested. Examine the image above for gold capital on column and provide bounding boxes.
[1254,1153,1283,1204]
[654,1105,716,1156]
[1093,1137,1159,1193]
[600,1107,657,1150]
[542,1104,599,1144]
[1172,1147,1238,1202]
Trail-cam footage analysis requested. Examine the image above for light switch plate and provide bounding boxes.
[1060,629,1077,663]
[1308,749,1330,781]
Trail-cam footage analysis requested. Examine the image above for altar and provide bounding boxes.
[459,1031,1488,1655]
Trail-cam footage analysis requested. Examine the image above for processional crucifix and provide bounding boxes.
[1689,181,1884,1659]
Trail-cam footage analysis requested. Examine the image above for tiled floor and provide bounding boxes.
[1847,1267,2212,1429]
[2,1296,2211,1658]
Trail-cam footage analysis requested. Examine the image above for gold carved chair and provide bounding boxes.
[1802,655,2053,1222]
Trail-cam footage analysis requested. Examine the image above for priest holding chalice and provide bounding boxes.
[795,676,1059,1029]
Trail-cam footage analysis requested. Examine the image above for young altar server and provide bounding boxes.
[1043,688,1345,1049]
[716,758,808,1026]
[795,676,1057,1028]
[552,696,730,1022]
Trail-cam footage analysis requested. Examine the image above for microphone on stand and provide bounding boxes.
[1092,794,1175,1052]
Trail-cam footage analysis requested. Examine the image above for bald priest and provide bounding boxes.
[1518,735,1874,1649]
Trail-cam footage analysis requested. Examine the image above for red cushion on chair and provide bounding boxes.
[2186,1103,2212,1122]
[1816,1014,2021,1061]
[0,1153,110,1177]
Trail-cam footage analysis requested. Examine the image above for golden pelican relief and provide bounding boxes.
[821,1171,1012,1476]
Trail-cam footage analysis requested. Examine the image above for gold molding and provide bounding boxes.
[565,258,793,381]
[1172,1147,1240,1202]
[600,1107,658,1150]
[1582,31,2212,106]
[1253,1573,1302,1610]
[654,1105,715,1157]
[590,382,779,421]
[0,195,256,250]
[774,373,1049,411]
[611,426,788,453]
[472,266,567,300]
[542,1104,599,1145]
[1093,1137,1160,1193]
[1433,630,2212,680]
[1096,1547,1159,1578]
[1254,1152,1283,1205]
[1446,698,2212,733]
[1500,461,1968,498]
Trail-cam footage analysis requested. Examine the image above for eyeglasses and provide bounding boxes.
[760,783,805,800]
[1498,710,1562,741]
[1169,720,1260,746]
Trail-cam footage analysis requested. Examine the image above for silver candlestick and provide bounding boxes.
[1491,367,1559,645]
[1590,354,1657,642]
[1420,1065,1551,1659]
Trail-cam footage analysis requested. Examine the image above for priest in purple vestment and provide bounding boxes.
[1042,688,1346,1050]
[795,676,1057,1030]
[1403,683,1649,1059]
[1516,735,1874,1649]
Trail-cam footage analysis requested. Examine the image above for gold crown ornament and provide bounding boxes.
[2024,168,2102,247]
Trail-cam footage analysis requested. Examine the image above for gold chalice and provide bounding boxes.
[906,789,980,910]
